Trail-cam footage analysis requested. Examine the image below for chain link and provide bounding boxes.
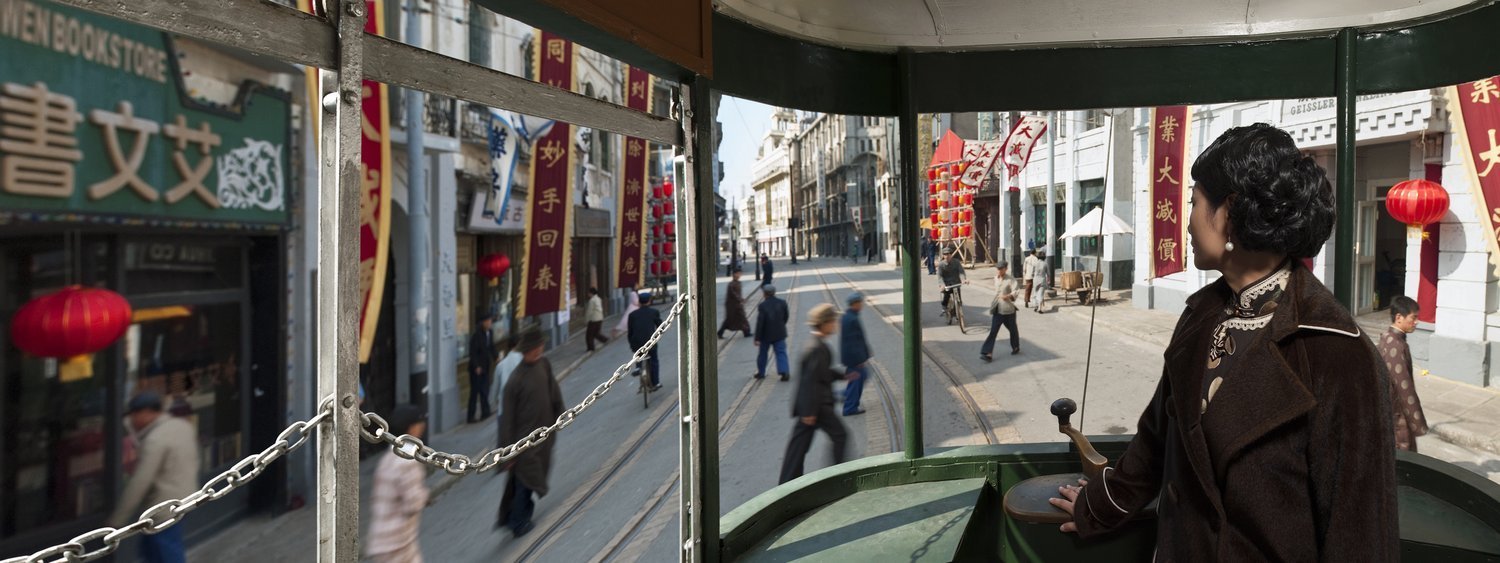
[1,398,336,563]
[359,294,692,476]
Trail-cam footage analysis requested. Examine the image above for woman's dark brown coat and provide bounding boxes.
[1072,264,1398,562]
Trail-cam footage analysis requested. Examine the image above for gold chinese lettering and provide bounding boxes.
[533,263,558,291]
[538,140,565,168]
[625,178,642,197]
[538,187,562,213]
[163,115,222,207]
[1155,157,1180,185]
[627,139,643,158]
[624,207,641,223]
[0,82,83,198]
[90,101,161,201]
[1472,78,1500,105]
[1156,238,1179,263]
[1479,128,1500,178]
[630,80,646,100]
[1158,115,1180,143]
[547,39,566,64]
[361,84,380,142]
[623,257,637,274]
[537,229,559,249]
[623,232,639,247]
[1155,199,1177,224]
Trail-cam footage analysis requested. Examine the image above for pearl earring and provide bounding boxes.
[1225,241,1235,252]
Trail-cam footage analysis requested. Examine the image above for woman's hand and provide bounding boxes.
[1049,477,1088,533]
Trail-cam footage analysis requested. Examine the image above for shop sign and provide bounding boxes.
[1451,76,1500,271]
[999,115,1048,191]
[1149,106,1189,278]
[519,30,575,318]
[615,65,651,289]
[0,0,292,225]
[133,241,218,272]
[575,206,611,237]
[1279,93,1396,125]
[958,140,1003,187]
[467,189,525,233]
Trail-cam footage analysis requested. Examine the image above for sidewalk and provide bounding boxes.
[963,265,1500,457]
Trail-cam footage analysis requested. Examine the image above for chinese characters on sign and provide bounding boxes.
[999,115,1049,191]
[616,66,652,289]
[521,30,575,317]
[958,140,1004,187]
[356,0,392,363]
[1150,106,1190,278]
[1452,76,1500,268]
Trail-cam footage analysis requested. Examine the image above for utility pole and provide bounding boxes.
[404,0,429,409]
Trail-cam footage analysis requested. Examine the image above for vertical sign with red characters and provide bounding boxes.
[1451,76,1500,271]
[519,31,575,317]
[1149,106,1189,278]
[616,66,652,290]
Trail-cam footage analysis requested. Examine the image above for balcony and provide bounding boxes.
[460,103,491,146]
[392,91,457,139]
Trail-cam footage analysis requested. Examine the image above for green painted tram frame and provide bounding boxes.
[46,0,1500,560]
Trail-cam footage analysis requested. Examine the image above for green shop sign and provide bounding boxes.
[0,0,292,226]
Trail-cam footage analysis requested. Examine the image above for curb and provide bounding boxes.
[1430,423,1500,457]
[1060,307,1171,348]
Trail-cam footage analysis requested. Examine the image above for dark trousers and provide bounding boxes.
[981,312,1020,356]
[505,475,535,532]
[718,316,751,338]
[779,407,848,484]
[586,320,608,351]
[756,339,790,377]
[1023,280,1034,304]
[468,370,492,421]
[138,524,185,563]
[636,346,661,386]
[842,364,866,415]
[925,254,935,274]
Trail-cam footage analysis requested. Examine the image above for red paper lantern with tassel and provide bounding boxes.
[477,254,510,286]
[1385,178,1449,239]
[664,221,676,237]
[662,181,675,198]
[11,286,133,382]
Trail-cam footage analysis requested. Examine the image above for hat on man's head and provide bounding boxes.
[387,404,427,435]
[846,292,864,305]
[477,310,495,322]
[942,247,954,255]
[638,291,653,304]
[519,330,546,352]
[127,391,163,413]
[761,284,776,295]
[732,265,743,273]
[996,261,1008,270]
[808,303,839,327]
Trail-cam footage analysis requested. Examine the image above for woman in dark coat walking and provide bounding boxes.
[497,331,564,537]
[1050,124,1398,562]
[718,267,752,339]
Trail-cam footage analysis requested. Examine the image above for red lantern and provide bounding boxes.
[662,181,675,198]
[653,204,663,219]
[949,163,960,176]
[664,200,675,216]
[664,241,675,255]
[652,225,662,239]
[928,183,938,195]
[11,286,132,382]
[927,168,938,181]
[1386,179,1450,238]
[664,221,676,237]
[653,185,664,199]
[930,228,941,239]
[477,254,510,286]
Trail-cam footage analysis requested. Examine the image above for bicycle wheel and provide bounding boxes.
[641,369,650,409]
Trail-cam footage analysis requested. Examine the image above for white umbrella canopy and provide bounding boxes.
[1060,206,1134,239]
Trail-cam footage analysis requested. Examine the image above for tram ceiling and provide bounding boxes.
[50,0,680,146]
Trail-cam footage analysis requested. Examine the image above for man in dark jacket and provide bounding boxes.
[925,238,938,275]
[839,293,870,416]
[753,284,791,381]
[468,311,496,422]
[760,254,774,287]
[497,330,564,537]
[779,303,848,484]
[718,267,752,339]
[627,292,664,389]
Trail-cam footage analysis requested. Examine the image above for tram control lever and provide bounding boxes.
[1052,398,1107,483]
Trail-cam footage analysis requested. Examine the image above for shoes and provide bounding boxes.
[754,374,766,380]
[746,332,753,338]
[1012,348,1021,355]
[845,408,866,416]
[779,373,790,382]
[980,354,992,363]
[649,384,663,391]
[512,521,535,537]
[717,331,725,339]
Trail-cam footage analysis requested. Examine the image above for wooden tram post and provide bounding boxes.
[1333,28,1358,311]
[897,50,926,459]
[316,1,366,561]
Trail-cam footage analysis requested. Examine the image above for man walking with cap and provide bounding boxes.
[981,261,1022,362]
[779,303,849,484]
[938,246,968,313]
[628,292,664,390]
[584,287,609,352]
[839,293,871,415]
[367,404,429,562]
[468,311,497,423]
[110,392,198,563]
[718,266,752,340]
[754,284,792,381]
[498,330,564,537]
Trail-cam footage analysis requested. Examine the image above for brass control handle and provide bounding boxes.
[1051,398,1107,482]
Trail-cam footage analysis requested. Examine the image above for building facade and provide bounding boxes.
[791,112,894,260]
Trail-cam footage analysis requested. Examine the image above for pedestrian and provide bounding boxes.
[925,238,938,275]
[1382,296,1428,452]
[613,285,639,338]
[108,392,198,563]
[1049,123,1396,560]
[1029,249,1049,313]
[1022,249,1038,305]
[628,292,664,390]
[753,284,792,381]
[778,303,849,484]
[366,404,430,563]
[867,238,877,263]
[497,330,565,537]
[491,334,523,418]
[585,287,609,352]
[852,238,860,262]
[938,246,968,313]
[981,261,1021,361]
[761,254,775,287]
[468,311,496,422]
[718,266,753,339]
[840,293,871,416]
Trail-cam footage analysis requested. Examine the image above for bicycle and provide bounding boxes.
[942,283,967,333]
[633,347,658,409]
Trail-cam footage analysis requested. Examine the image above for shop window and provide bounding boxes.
[123,240,244,295]
[124,302,244,471]
[1076,181,1106,257]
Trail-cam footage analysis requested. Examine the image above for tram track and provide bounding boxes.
[513,266,803,563]
[808,265,904,455]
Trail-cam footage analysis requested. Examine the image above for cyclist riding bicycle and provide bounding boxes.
[938,246,968,312]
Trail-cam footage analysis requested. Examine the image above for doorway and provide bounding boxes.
[1357,178,1409,314]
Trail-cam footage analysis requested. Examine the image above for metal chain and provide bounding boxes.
[358,293,692,476]
[1,398,336,563]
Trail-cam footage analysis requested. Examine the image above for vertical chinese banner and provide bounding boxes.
[1451,76,1500,271]
[295,0,392,363]
[1149,106,1189,278]
[519,31,575,317]
[616,66,652,290]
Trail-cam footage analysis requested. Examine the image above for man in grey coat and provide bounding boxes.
[111,392,199,563]
[779,304,849,484]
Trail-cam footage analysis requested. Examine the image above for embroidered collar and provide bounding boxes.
[1228,261,1292,319]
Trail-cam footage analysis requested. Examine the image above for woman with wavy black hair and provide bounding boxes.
[1051,123,1398,561]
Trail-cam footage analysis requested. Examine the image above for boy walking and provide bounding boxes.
[1381,296,1428,452]
[981,262,1021,361]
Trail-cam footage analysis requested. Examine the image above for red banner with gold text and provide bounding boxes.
[520,31,575,317]
[1452,76,1500,271]
[616,66,652,290]
[1150,106,1189,278]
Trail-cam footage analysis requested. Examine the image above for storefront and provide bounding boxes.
[0,0,293,555]
[571,206,613,334]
